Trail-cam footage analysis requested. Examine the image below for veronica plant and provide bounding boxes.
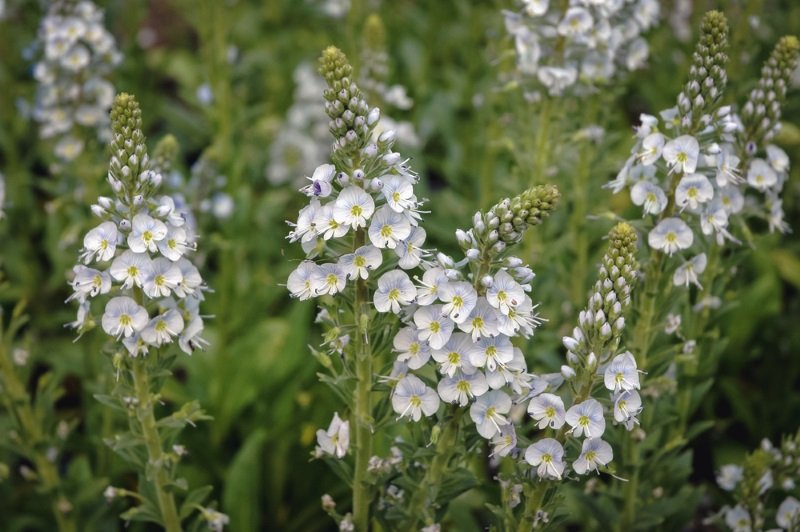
[713,430,800,531]
[32,0,120,164]
[67,93,225,531]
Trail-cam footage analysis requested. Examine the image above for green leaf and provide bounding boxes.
[223,428,268,531]
[180,485,214,519]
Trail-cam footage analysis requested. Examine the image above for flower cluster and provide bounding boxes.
[33,0,121,162]
[266,63,330,186]
[286,46,426,306]
[735,36,800,234]
[523,222,639,479]
[609,15,799,290]
[388,186,560,448]
[715,431,800,531]
[503,0,659,96]
[67,94,207,356]
[608,12,734,282]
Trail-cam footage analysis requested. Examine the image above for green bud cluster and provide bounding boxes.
[493,184,560,246]
[565,223,638,364]
[678,11,729,130]
[319,46,376,158]
[740,36,800,149]
[107,93,160,206]
[150,134,179,177]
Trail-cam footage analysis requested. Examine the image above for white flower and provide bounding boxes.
[81,221,118,263]
[522,0,548,17]
[157,225,189,261]
[716,186,744,214]
[437,371,488,406]
[469,390,511,439]
[438,282,478,324]
[524,438,565,480]
[333,186,374,229]
[716,464,743,491]
[70,265,111,298]
[766,144,789,173]
[776,496,800,529]
[458,299,499,341]
[528,393,566,430]
[497,295,541,337]
[675,173,714,210]
[565,398,606,438]
[393,327,431,370]
[701,208,738,245]
[486,270,525,315]
[638,132,665,165]
[392,375,440,421]
[101,296,148,339]
[142,257,182,298]
[311,263,347,296]
[301,164,336,198]
[612,390,642,428]
[724,505,751,532]
[338,245,382,280]
[382,176,415,212]
[557,8,592,37]
[110,250,152,289]
[173,259,203,298]
[178,315,209,354]
[490,425,517,458]
[413,305,454,350]
[648,217,693,255]
[431,332,475,377]
[154,196,185,227]
[537,66,577,95]
[313,205,350,241]
[368,205,411,249]
[631,181,667,216]
[747,158,778,191]
[573,438,613,475]
[662,135,699,174]
[468,335,514,372]
[316,412,350,458]
[127,213,167,253]
[416,267,448,305]
[140,309,184,346]
[715,151,741,186]
[287,200,320,243]
[395,227,427,270]
[603,352,640,392]
[673,253,706,289]
[374,270,416,314]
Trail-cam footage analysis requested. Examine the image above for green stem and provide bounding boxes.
[407,408,463,528]
[0,345,77,532]
[131,359,182,532]
[517,480,549,532]
[531,99,553,186]
[351,227,372,532]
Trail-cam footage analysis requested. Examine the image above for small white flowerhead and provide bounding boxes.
[662,135,699,174]
[374,270,416,314]
[431,332,475,378]
[565,398,606,438]
[438,282,478,324]
[603,352,640,393]
[776,496,800,530]
[648,217,693,255]
[724,505,751,532]
[311,263,347,296]
[630,181,667,216]
[747,158,778,191]
[368,205,411,249]
[572,438,613,475]
[413,305,454,350]
[524,438,565,480]
[437,370,488,406]
[81,221,118,263]
[612,390,642,428]
[128,213,167,253]
[675,173,714,210]
[140,309,184,347]
[333,186,375,229]
[101,296,148,339]
[392,375,440,422]
[316,412,350,458]
[393,327,431,370]
[110,250,153,290]
[716,464,743,491]
[468,335,514,372]
[338,245,382,281]
[486,270,525,315]
[469,390,512,439]
[490,425,517,458]
[672,253,707,289]
[527,392,566,430]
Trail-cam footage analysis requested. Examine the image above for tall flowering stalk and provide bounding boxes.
[604,11,799,528]
[286,46,426,530]
[67,94,224,531]
[33,0,121,163]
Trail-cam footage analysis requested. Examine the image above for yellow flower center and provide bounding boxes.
[127,266,139,277]
[429,321,441,333]
[545,406,555,418]
[119,314,132,327]
[354,256,366,267]
[350,205,363,217]
[380,225,393,238]
[388,288,400,301]
[448,352,460,364]
[143,230,153,242]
